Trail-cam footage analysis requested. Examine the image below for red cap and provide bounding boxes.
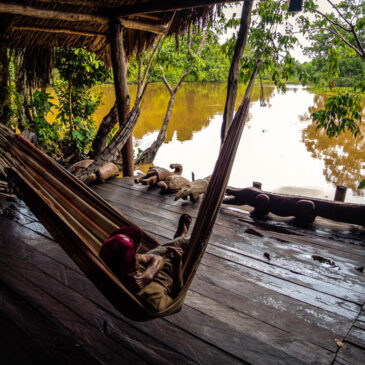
[99,226,143,276]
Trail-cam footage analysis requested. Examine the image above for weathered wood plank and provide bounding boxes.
[337,342,365,365]
[347,327,365,349]
[107,178,365,255]
[202,252,359,319]
[7,195,361,320]
[0,310,53,365]
[93,184,365,285]
[0,230,244,365]
[0,255,198,365]
[180,291,335,364]
[0,262,147,364]
[1,214,347,358]
[85,189,365,307]
[0,282,104,365]
[12,193,365,303]
[0,220,349,354]
[2,177,364,365]
[354,321,365,331]
[358,311,365,323]
[96,180,365,263]
[190,274,349,352]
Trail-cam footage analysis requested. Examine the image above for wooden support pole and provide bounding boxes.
[109,21,134,177]
[334,185,347,202]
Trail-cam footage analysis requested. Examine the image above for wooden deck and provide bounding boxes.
[1,176,365,365]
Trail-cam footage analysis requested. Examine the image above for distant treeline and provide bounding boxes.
[304,56,364,88]
[126,30,362,88]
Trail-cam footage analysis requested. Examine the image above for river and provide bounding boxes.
[91,83,364,204]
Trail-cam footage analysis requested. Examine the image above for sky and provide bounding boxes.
[221,0,341,62]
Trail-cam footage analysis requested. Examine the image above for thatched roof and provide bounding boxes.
[0,0,225,85]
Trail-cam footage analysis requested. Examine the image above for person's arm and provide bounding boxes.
[134,254,165,290]
[166,247,184,295]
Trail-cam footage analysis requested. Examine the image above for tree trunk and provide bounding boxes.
[68,74,74,145]
[14,50,29,131]
[121,136,134,176]
[135,31,208,166]
[92,35,161,158]
[91,102,118,157]
[109,21,133,176]
[0,47,11,125]
[135,94,176,166]
[220,0,254,143]
[76,106,140,182]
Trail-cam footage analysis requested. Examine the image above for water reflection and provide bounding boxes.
[94,83,275,142]
[301,93,365,195]
[88,83,364,203]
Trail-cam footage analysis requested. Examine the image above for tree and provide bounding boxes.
[298,0,364,138]
[91,36,161,158]
[135,29,209,166]
[54,48,110,161]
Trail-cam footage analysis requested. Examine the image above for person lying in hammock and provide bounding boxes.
[99,214,192,312]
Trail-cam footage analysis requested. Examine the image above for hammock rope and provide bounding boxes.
[0,68,257,321]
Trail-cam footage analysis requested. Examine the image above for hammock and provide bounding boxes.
[0,71,256,321]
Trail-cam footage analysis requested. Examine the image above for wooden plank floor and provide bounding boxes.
[1,176,364,364]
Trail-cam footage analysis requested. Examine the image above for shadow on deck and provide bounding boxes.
[1,177,364,364]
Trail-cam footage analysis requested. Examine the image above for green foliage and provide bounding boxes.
[6,49,110,160]
[54,79,101,158]
[55,48,110,88]
[53,48,109,160]
[359,180,365,189]
[136,147,143,159]
[238,0,314,91]
[298,0,364,137]
[26,90,62,156]
[312,92,362,137]
[127,31,230,83]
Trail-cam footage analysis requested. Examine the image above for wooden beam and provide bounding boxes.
[11,20,166,37]
[120,18,167,35]
[0,2,108,23]
[137,14,163,21]
[36,0,102,7]
[109,22,134,177]
[108,0,243,17]
[0,3,167,35]
[11,25,105,38]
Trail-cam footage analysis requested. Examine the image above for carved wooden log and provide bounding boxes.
[134,164,182,186]
[175,176,210,203]
[224,187,365,226]
[76,106,140,182]
[157,175,190,193]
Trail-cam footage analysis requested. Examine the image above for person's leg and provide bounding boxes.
[173,214,192,238]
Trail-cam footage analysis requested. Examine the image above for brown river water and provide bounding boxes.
[56,82,365,204]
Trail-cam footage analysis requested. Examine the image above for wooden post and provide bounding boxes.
[252,181,262,190]
[334,185,347,202]
[109,20,134,177]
